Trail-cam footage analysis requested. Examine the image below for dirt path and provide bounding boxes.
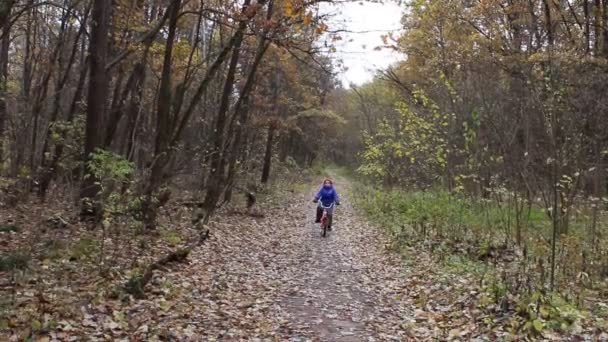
[276,179,413,341]
[66,178,417,341]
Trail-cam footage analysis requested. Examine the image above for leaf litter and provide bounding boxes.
[2,178,607,340]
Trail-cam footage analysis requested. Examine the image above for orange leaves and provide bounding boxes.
[284,0,295,17]
[282,0,322,31]
[316,22,328,34]
[303,12,313,25]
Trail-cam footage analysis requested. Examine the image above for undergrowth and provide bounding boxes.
[350,180,608,337]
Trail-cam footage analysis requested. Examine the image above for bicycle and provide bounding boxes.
[319,202,335,237]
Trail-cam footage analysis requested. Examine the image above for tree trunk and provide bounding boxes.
[595,0,602,53]
[81,0,111,216]
[585,0,591,53]
[223,29,272,201]
[121,61,146,157]
[201,0,252,219]
[142,0,181,229]
[0,1,13,169]
[124,65,146,159]
[278,133,291,163]
[104,68,126,148]
[261,124,276,184]
[602,0,608,56]
[36,7,78,196]
[542,0,554,46]
[42,51,89,193]
[169,0,267,147]
[590,143,601,252]
[22,1,33,100]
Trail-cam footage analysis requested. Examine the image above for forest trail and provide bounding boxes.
[4,0,608,338]
[5,176,604,341]
[276,177,412,340]
[95,177,417,341]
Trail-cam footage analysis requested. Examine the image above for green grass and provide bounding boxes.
[346,175,608,335]
[0,224,20,233]
[351,180,608,292]
[352,182,553,244]
[69,236,99,261]
[444,253,490,275]
[162,230,183,247]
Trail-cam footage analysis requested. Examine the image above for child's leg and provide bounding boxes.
[315,206,323,223]
[327,206,334,229]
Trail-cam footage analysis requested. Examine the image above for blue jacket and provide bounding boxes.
[315,186,339,207]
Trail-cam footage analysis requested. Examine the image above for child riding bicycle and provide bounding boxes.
[313,178,340,230]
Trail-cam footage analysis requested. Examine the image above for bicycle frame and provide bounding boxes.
[319,202,335,237]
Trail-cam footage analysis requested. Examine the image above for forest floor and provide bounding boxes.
[2,176,607,340]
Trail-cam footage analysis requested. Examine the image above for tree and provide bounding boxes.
[331,0,608,294]
[80,0,111,216]
[0,0,339,227]
[0,0,15,169]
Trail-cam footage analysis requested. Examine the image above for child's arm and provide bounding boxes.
[313,189,322,202]
[335,190,340,204]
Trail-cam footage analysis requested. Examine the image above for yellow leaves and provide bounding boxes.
[282,0,324,36]
[148,40,201,79]
[112,1,146,34]
[284,0,294,16]
[528,52,547,64]
[283,0,304,18]
[362,94,450,175]
[303,12,313,26]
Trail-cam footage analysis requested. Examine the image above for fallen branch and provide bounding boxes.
[124,229,210,299]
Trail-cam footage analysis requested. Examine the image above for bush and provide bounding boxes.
[0,251,30,271]
[87,149,142,223]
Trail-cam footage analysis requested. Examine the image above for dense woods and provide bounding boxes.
[0,0,338,219]
[331,0,608,335]
[0,0,343,337]
[2,0,608,339]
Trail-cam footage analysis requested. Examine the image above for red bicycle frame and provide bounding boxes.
[319,202,334,237]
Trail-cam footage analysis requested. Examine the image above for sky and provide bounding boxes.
[320,1,405,87]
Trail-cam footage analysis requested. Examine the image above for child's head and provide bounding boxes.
[323,178,333,188]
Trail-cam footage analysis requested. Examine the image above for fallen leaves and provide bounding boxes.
[1,178,607,340]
